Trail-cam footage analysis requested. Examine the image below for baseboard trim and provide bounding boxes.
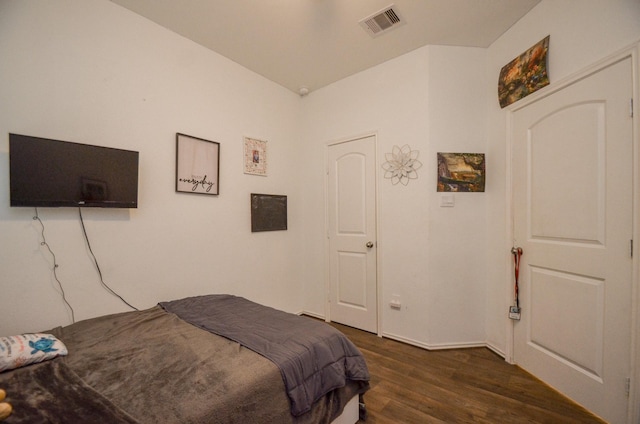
[485,342,506,359]
[381,331,487,351]
[299,312,507,358]
[299,310,325,320]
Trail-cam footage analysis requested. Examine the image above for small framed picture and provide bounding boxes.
[244,136,267,176]
[437,152,485,192]
[176,133,220,195]
[251,193,287,232]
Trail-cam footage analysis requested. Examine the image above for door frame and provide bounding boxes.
[324,131,382,336]
[505,41,640,422]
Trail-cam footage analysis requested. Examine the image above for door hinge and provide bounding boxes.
[631,239,634,258]
[631,98,634,118]
[625,377,631,396]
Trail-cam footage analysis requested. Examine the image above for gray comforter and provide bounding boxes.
[0,302,367,423]
[160,294,370,416]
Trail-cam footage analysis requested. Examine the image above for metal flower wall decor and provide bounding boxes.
[382,144,422,185]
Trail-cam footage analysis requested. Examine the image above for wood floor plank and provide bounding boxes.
[326,322,606,424]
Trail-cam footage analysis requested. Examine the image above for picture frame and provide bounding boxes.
[251,193,287,232]
[176,133,220,195]
[437,152,485,192]
[498,36,550,108]
[244,136,267,176]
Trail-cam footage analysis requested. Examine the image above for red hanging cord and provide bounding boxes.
[512,247,523,309]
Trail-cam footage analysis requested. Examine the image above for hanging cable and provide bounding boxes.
[33,208,76,323]
[78,208,138,311]
[511,246,523,310]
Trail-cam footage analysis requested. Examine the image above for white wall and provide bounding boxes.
[299,45,489,348]
[484,0,640,354]
[0,0,304,336]
[300,0,640,353]
[2,0,638,358]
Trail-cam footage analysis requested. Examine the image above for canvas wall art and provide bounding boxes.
[498,36,550,108]
[437,153,485,192]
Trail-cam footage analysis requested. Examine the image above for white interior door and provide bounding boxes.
[511,57,634,423]
[327,135,377,333]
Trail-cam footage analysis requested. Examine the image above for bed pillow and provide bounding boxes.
[0,333,68,372]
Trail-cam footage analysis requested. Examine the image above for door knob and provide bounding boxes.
[366,241,374,248]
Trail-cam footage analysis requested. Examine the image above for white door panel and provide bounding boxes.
[528,102,605,243]
[512,57,633,423]
[328,135,377,333]
[528,267,605,379]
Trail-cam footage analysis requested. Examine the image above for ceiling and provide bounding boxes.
[109,0,540,95]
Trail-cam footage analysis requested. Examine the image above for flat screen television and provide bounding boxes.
[9,133,139,208]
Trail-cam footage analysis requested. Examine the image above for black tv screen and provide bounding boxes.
[9,133,139,208]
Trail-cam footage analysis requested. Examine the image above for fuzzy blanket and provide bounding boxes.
[0,360,139,424]
[160,295,370,416]
[0,304,367,423]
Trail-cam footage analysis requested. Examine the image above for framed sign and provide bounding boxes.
[176,133,220,195]
[251,193,287,232]
[244,136,267,176]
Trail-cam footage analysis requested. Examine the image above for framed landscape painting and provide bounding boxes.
[498,36,550,108]
[437,153,485,192]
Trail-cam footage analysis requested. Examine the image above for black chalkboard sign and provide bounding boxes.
[251,193,287,232]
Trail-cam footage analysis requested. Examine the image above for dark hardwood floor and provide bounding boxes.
[329,322,606,424]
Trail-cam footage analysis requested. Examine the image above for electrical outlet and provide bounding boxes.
[509,306,521,320]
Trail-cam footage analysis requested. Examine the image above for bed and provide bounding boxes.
[0,294,370,423]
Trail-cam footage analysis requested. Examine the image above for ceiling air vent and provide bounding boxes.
[359,5,405,38]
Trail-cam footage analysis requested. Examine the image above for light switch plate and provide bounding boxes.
[440,194,455,207]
